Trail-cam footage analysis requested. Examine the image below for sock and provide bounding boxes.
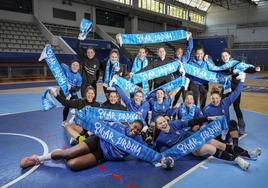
[213,149,236,161]
[38,153,52,162]
[232,138,239,146]
[233,146,250,158]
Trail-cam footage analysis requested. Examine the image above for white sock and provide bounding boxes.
[38,153,52,162]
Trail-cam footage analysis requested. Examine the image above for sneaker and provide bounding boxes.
[69,137,78,145]
[248,147,262,160]
[238,118,246,134]
[48,87,57,96]
[234,156,250,171]
[20,154,40,168]
[61,121,67,127]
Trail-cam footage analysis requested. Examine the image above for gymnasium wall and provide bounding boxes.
[202,4,268,43]
[0,10,34,23]
[34,0,125,34]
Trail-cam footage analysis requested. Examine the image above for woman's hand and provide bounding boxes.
[255,66,261,72]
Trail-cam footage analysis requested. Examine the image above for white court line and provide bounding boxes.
[0,107,61,117]
[0,113,11,116]
[163,134,248,188]
[162,157,213,188]
[0,133,49,188]
[200,165,208,170]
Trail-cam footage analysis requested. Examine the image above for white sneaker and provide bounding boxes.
[61,121,66,127]
[48,87,57,97]
[248,147,262,160]
[69,137,78,145]
[234,156,250,171]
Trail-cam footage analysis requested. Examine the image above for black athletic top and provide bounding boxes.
[153,57,172,86]
[101,101,127,111]
[56,94,100,110]
[76,40,101,85]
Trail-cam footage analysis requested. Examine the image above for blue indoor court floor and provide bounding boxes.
[0,89,267,188]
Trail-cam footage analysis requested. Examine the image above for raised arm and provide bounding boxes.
[115,85,132,106]
[75,39,86,63]
[55,92,84,109]
[222,81,244,106]
[181,33,193,63]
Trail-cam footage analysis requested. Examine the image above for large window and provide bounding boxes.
[0,0,33,14]
[177,0,211,11]
[96,9,125,28]
[53,8,76,21]
[167,4,186,19]
[111,0,132,5]
[138,0,165,14]
[189,11,205,24]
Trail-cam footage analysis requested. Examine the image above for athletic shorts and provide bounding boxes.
[84,136,105,164]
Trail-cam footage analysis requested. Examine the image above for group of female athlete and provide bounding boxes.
[20,30,261,172]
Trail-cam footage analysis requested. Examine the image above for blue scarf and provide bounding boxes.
[131,61,180,84]
[184,63,232,93]
[104,60,119,87]
[234,62,254,73]
[78,18,93,40]
[75,109,229,166]
[41,89,56,111]
[142,81,150,94]
[75,107,144,123]
[161,116,228,160]
[119,30,188,45]
[131,56,149,74]
[81,120,162,165]
[207,59,254,73]
[113,76,139,94]
[147,77,189,97]
[39,45,70,97]
[180,103,196,121]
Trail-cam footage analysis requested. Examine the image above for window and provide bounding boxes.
[189,0,202,8]
[177,0,211,12]
[198,1,211,11]
[189,11,205,24]
[84,13,91,20]
[96,9,125,28]
[0,0,33,14]
[111,0,132,5]
[53,8,76,21]
[138,0,165,14]
[167,4,186,19]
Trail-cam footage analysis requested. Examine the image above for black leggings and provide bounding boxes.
[172,86,186,107]
[228,119,239,132]
[63,94,79,121]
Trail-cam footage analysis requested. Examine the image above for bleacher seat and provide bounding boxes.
[0,19,63,54]
[43,22,101,39]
